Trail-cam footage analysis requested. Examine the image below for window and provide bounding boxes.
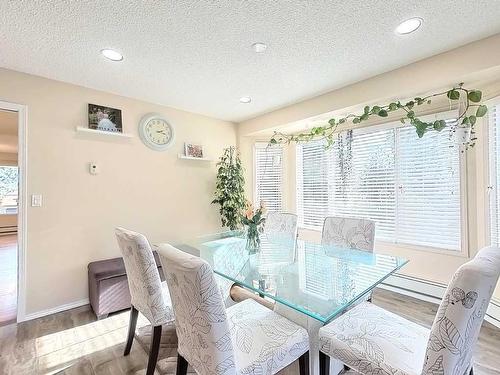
[488,100,500,245]
[297,129,395,238]
[297,116,463,251]
[0,166,18,215]
[254,143,283,212]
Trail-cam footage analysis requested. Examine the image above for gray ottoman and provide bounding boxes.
[88,251,165,319]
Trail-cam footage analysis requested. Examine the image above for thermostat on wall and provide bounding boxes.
[89,162,99,175]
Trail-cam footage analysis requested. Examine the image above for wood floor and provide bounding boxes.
[0,234,16,325]
[0,288,499,374]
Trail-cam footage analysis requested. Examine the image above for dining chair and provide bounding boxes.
[115,227,175,375]
[264,212,298,242]
[317,245,500,375]
[156,243,311,375]
[321,216,375,251]
[322,216,375,303]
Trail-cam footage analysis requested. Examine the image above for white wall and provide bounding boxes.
[0,68,236,316]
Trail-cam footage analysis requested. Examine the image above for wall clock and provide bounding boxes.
[139,113,175,151]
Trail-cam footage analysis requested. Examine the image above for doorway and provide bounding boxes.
[0,109,19,325]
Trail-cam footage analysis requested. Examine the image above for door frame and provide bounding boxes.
[0,100,27,322]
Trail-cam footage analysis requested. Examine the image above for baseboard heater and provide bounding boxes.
[0,225,17,235]
[381,273,500,329]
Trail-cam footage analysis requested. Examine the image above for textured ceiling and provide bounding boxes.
[1,1,500,122]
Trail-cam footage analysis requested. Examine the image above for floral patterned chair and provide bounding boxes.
[322,216,375,303]
[156,243,311,375]
[264,212,298,242]
[115,227,175,375]
[317,246,500,375]
[321,216,375,251]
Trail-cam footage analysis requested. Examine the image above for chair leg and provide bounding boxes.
[319,351,330,375]
[146,325,162,375]
[298,351,309,375]
[176,353,189,375]
[124,305,138,356]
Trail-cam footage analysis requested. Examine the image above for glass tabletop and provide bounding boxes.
[181,231,408,323]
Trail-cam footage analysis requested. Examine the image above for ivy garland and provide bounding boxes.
[269,83,488,149]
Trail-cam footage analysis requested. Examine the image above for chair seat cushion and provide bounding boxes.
[319,302,429,375]
[226,299,309,374]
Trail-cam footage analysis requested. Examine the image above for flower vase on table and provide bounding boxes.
[241,200,266,254]
[246,223,261,253]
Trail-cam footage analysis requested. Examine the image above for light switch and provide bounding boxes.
[31,194,42,207]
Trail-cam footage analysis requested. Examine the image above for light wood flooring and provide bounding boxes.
[0,234,17,325]
[0,289,499,374]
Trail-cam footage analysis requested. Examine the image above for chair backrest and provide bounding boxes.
[264,212,298,242]
[156,243,236,375]
[423,246,500,375]
[321,216,375,252]
[114,227,172,326]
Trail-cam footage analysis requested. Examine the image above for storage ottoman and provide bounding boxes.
[88,251,165,319]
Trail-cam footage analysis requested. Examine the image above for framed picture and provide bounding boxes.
[88,104,123,133]
[185,143,204,158]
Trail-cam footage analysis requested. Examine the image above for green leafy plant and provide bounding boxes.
[269,83,488,149]
[212,146,246,230]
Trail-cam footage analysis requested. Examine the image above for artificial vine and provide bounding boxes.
[212,146,246,230]
[269,83,488,149]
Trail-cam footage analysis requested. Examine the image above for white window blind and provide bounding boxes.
[396,124,461,250]
[254,143,283,212]
[297,117,462,251]
[488,101,500,246]
[329,129,396,240]
[296,140,332,228]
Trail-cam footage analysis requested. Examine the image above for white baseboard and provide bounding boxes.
[381,273,500,329]
[16,275,500,329]
[18,298,89,322]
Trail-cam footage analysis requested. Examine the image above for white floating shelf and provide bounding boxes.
[178,154,212,161]
[76,126,133,138]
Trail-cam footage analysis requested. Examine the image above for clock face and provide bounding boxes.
[139,114,175,150]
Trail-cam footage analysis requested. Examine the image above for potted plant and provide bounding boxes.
[212,146,246,230]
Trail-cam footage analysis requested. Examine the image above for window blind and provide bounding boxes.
[396,124,461,250]
[489,102,500,246]
[296,140,332,228]
[254,143,283,212]
[297,128,396,240]
[296,117,462,251]
[329,129,396,241]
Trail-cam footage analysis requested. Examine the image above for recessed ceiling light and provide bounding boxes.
[239,96,252,104]
[101,49,123,61]
[395,17,423,35]
[252,42,267,53]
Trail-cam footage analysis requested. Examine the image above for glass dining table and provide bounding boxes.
[176,231,408,374]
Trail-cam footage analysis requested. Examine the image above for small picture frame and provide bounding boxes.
[185,143,204,158]
[88,104,123,133]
